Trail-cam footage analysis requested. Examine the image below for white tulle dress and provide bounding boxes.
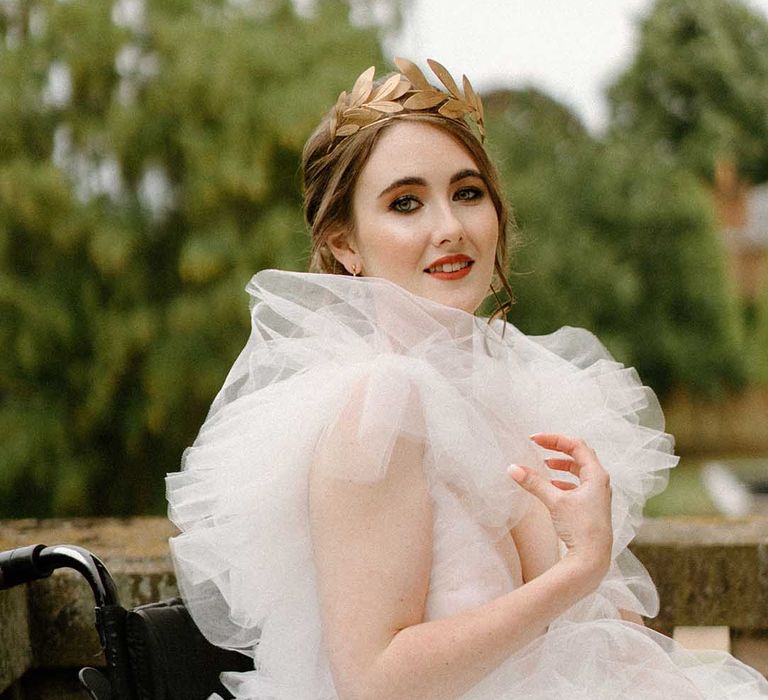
[166,270,768,699]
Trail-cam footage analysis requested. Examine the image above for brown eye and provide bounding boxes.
[454,187,483,202]
[390,195,421,213]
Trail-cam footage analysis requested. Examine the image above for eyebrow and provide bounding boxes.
[377,169,485,199]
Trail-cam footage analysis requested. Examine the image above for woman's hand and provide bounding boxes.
[508,433,613,587]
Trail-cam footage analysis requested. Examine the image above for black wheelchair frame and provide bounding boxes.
[0,543,251,699]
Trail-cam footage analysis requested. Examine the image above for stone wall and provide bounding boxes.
[1,516,767,698]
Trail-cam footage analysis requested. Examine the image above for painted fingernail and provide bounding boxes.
[508,464,525,481]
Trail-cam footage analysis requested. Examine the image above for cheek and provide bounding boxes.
[480,209,500,252]
[369,222,424,257]
[381,236,426,276]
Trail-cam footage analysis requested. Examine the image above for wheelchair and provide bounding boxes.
[0,543,252,699]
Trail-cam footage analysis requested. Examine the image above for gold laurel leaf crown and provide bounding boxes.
[328,58,485,149]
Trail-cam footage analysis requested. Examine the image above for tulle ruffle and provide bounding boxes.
[463,620,768,699]
[166,270,763,699]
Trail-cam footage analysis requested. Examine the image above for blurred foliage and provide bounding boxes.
[0,0,387,517]
[752,292,768,383]
[1,0,767,518]
[486,87,749,395]
[608,0,768,387]
[608,0,768,183]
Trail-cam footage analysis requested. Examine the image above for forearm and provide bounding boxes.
[337,555,601,700]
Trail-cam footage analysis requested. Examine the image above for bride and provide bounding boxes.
[166,58,768,699]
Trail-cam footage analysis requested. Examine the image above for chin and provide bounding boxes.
[427,290,483,315]
[420,271,491,315]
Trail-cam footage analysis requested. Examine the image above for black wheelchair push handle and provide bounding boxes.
[1,543,126,697]
[0,543,119,607]
[1,541,246,699]
[0,543,52,588]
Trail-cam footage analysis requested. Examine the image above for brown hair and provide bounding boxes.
[301,106,517,314]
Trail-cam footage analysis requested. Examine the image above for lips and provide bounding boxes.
[424,254,474,280]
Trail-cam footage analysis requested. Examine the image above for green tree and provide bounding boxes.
[485,89,634,338]
[749,285,768,383]
[486,88,746,395]
[607,0,768,385]
[608,0,768,183]
[0,0,388,517]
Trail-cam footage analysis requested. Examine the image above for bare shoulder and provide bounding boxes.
[308,380,430,521]
[309,427,432,539]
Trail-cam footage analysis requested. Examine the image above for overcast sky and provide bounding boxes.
[388,0,768,132]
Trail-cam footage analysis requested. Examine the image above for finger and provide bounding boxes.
[545,457,581,476]
[508,465,560,510]
[530,433,594,460]
[531,433,603,480]
[551,480,578,491]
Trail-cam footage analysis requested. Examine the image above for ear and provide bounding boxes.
[326,227,361,275]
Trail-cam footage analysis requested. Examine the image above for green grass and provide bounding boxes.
[643,455,768,517]
[644,457,718,517]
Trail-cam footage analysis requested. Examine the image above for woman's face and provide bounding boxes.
[338,121,499,314]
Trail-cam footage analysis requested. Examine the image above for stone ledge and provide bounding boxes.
[0,517,178,564]
[1,516,768,694]
[631,516,768,631]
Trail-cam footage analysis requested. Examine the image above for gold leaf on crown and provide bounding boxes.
[328,58,485,148]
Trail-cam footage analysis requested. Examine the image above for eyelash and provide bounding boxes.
[455,186,483,202]
[389,187,484,214]
[390,195,420,213]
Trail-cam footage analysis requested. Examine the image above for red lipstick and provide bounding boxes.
[424,254,474,280]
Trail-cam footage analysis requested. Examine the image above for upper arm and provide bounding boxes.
[309,407,432,697]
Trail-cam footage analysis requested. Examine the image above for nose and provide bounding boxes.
[431,201,465,247]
